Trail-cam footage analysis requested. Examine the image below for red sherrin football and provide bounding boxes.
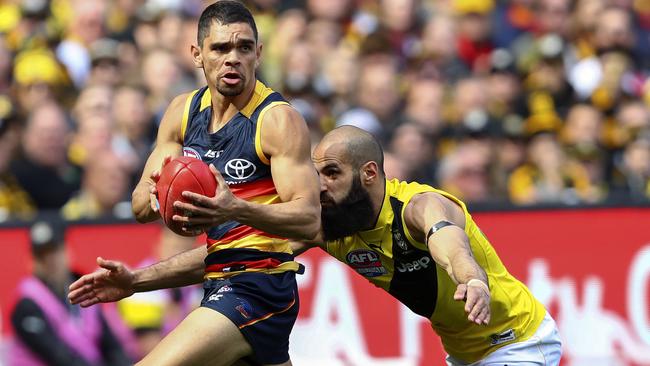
[156,156,217,236]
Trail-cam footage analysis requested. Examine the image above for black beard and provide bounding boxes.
[321,177,375,241]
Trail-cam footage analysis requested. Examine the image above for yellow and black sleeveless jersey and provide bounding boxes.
[181,80,300,279]
[324,179,546,363]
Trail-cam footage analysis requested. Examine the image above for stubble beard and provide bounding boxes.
[216,75,247,97]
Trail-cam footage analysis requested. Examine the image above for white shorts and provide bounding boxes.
[446,312,562,366]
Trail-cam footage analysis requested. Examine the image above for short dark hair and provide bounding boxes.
[197,1,258,46]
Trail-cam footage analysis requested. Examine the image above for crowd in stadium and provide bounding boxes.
[0,0,649,224]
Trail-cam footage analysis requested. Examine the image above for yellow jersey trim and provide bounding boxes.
[238,295,297,329]
[207,234,291,253]
[180,89,200,143]
[255,101,289,165]
[199,87,211,111]
[240,80,274,118]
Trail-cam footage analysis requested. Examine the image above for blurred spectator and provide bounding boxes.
[561,104,607,173]
[388,122,437,184]
[535,0,573,38]
[62,151,132,220]
[402,78,444,135]
[117,227,200,360]
[320,44,359,117]
[281,40,317,97]
[610,137,650,200]
[56,0,108,87]
[383,151,410,181]
[418,14,469,82]
[141,49,185,121]
[437,140,491,203]
[10,102,80,210]
[13,49,70,115]
[72,84,113,125]
[491,0,536,49]
[0,38,11,94]
[307,0,353,23]
[508,133,598,205]
[352,54,401,137]
[377,0,420,60]
[8,218,131,366]
[113,84,156,179]
[0,105,35,221]
[568,5,636,106]
[452,0,495,73]
[87,38,122,87]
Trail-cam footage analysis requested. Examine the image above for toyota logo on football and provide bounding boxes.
[224,159,256,180]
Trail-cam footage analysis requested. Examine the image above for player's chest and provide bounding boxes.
[182,119,267,185]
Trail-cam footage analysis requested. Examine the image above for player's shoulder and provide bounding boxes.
[260,103,308,136]
[170,91,196,110]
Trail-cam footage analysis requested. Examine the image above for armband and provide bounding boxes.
[426,220,455,243]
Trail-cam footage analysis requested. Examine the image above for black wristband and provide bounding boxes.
[426,220,455,243]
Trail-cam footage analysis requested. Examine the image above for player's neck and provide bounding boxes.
[209,80,257,130]
[368,179,387,228]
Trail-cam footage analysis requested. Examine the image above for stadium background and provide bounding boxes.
[0,0,649,364]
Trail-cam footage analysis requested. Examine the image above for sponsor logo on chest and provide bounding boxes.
[346,250,388,278]
[395,256,432,273]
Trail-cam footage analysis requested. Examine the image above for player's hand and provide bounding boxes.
[454,280,491,325]
[68,257,136,307]
[171,164,238,233]
[149,155,173,213]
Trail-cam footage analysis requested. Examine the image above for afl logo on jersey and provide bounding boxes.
[225,158,256,180]
[346,250,388,278]
[183,147,201,160]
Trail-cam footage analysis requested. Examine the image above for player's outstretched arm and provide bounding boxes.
[68,246,207,307]
[173,105,321,240]
[404,192,491,325]
[132,93,188,223]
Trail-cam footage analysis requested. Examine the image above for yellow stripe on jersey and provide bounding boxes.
[247,193,282,205]
[255,101,289,165]
[180,89,200,143]
[199,87,211,111]
[240,80,274,118]
[207,235,291,254]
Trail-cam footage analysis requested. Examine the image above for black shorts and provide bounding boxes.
[200,271,299,365]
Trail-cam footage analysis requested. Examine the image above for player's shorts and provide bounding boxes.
[445,312,562,366]
[200,271,299,365]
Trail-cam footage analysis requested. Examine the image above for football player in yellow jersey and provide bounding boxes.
[299,125,562,365]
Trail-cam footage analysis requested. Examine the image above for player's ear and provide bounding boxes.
[361,161,379,184]
[191,44,203,68]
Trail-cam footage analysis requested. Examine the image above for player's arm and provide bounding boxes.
[404,192,490,325]
[68,246,206,307]
[233,105,321,239]
[132,93,188,223]
[175,105,321,240]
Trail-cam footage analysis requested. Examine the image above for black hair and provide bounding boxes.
[197,1,258,46]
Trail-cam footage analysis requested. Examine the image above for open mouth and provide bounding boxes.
[222,72,242,85]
